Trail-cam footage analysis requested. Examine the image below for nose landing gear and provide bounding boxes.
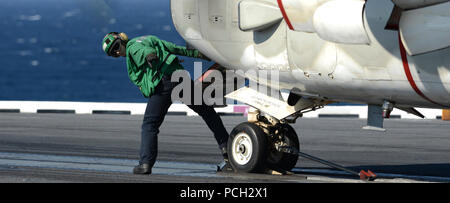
[225,112,377,181]
[227,115,300,173]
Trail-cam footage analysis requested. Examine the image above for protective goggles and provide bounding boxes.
[108,39,122,57]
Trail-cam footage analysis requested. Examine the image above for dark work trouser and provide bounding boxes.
[139,75,229,167]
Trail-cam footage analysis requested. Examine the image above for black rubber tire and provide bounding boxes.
[268,124,300,171]
[227,122,268,173]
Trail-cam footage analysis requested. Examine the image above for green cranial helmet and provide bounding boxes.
[102,32,129,56]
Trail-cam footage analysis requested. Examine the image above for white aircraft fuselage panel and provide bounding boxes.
[399,2,450,55]
[170,0,450,109]
[392,0,449,10]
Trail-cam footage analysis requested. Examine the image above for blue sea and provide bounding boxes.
[0,0,212,103]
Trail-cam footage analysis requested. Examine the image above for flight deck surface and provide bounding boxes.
[0,113,449,183]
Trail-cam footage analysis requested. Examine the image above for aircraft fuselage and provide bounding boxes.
[171,0,450,109]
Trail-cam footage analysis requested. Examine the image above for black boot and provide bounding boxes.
[221,147,228,161]
[217,147,233,172]
[133,164,152,175]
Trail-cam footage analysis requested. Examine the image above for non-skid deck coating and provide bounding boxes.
[0,113,449,182]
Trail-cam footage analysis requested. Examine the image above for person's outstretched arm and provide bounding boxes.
[160,39,210,60]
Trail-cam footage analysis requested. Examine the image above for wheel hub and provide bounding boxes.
[231,133,253,165]
[238,144,246,153]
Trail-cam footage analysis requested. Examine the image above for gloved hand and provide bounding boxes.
[146,53,158,68]
[197,51,211,61]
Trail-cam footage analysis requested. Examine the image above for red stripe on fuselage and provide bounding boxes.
[277,0,294,30]
[198,63,220,83]
[398,33,448,108]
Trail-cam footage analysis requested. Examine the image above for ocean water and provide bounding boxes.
[0,0,210,103]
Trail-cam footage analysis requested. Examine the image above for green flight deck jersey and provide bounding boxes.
[126,35,201,98]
